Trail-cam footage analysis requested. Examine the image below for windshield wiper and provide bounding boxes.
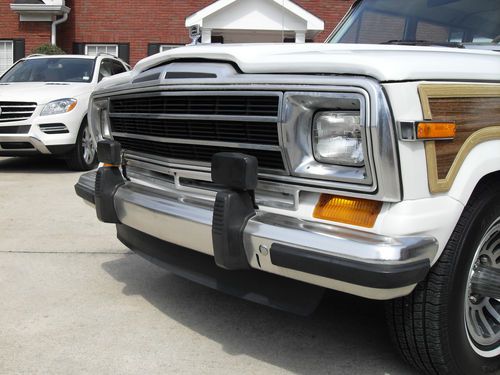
[381,40,464,48]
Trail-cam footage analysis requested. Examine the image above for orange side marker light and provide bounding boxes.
[313,194,382,228]
[416,122,456,140]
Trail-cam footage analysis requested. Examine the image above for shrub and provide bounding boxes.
[31,44,66,55]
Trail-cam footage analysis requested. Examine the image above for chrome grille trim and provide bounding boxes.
[91,73,402,202]
[0,102,37,123]
[112,132,281,151]
[109,113,278,123]
[109,91,285,172]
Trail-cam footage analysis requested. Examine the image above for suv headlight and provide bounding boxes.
[41,98,77,116]
[312,111,364,166]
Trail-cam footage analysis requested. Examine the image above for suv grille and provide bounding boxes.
[0,102,37,123]
[109,93,284,171]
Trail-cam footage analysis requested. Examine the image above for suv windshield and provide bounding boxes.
[328,0,500,46]
[0,58,95,83]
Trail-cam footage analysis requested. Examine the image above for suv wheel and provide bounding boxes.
[386,180,500,375]
[66,119,98,171]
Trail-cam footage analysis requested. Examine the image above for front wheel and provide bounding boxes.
[66,119,98,171]
[386,180,500,375]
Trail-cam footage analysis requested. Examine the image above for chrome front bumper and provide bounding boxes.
[76,170,438,300]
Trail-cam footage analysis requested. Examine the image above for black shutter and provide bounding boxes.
[13,39,25,62]
[118,43,130,63]
[73,43,85,55]
[147,43,161,56]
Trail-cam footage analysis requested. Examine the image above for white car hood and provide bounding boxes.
[0,82,93,105]
[134,43,500,82]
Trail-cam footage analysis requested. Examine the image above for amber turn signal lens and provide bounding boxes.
[313,194,382,228]
[417,122,456,140]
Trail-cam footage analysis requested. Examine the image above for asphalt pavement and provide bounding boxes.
[0,156,418,375]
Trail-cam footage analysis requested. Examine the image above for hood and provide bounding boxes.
[134,43,500,82]
[0,82,93,105]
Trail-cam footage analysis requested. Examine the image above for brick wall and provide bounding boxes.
[0,0,51,56]
[59,0,355,65]
[294,0,354,42]
[2,0,355,66]
[58,0,218,65]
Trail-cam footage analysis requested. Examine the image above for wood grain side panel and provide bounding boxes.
[418,84,500,193]
[429,97,500,179]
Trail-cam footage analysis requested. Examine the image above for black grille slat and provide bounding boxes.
[114,136,285,170]
[109,93,285,171]
[110,117,279,145]
[110,96,279,117]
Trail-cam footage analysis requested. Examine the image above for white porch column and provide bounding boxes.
[295,30,306,43]
[201,28,212,44]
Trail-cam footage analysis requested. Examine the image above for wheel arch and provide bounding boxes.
[448,139,500,206]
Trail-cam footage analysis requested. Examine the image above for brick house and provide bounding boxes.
[0,0,354,74]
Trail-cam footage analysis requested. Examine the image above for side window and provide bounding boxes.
[112,61,127,75]
[98,59,114,82]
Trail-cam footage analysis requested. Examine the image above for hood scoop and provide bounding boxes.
[133,61,238,84]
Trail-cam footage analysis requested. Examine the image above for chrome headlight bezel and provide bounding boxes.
[88,97,111,143]
[281,91,372,186]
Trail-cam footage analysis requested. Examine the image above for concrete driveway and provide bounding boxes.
[0,156,418,375]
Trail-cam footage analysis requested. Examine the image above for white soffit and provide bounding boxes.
[186,0,324,32]
[10,0,70,21]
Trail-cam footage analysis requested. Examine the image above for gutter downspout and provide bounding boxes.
[51,11,69,46]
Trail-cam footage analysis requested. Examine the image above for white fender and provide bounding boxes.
[448,140,500,205]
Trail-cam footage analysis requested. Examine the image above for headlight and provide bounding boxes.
[41,98,77,116]
[89,98,112,140]
[312,111,364,166]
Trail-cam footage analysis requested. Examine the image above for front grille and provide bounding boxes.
[114,136,285,170]
[110,95,279,116]
[110,117,279,145]
[109,93,285,171]
[0,125,31,134]
[0,102,37,123]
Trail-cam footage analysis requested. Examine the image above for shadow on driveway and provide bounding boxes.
[0,156,75,174]
[102,254,418,375]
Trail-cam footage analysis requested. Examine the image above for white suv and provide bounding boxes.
[0,54,129,170]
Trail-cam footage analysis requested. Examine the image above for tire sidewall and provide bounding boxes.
[447,193,500,373]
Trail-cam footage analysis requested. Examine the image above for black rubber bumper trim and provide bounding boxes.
[116,224,325,316]
[47,144,75,155]
[270,243,430,289]
[74,181,95,205]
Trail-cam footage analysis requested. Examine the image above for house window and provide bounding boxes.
[85,44,119,57]
[159,45,180,53]
[0,41,14,75]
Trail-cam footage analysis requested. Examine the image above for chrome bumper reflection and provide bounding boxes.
[76,173,438,300]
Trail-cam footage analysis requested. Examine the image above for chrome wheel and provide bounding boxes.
[82,125,96,165]
[465,218,500,357]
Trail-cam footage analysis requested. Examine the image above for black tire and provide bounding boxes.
[386,179,500,375]
[66,118,98,171]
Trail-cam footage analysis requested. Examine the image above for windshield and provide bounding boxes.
[328,0,500,46]
[0,58,95,83]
